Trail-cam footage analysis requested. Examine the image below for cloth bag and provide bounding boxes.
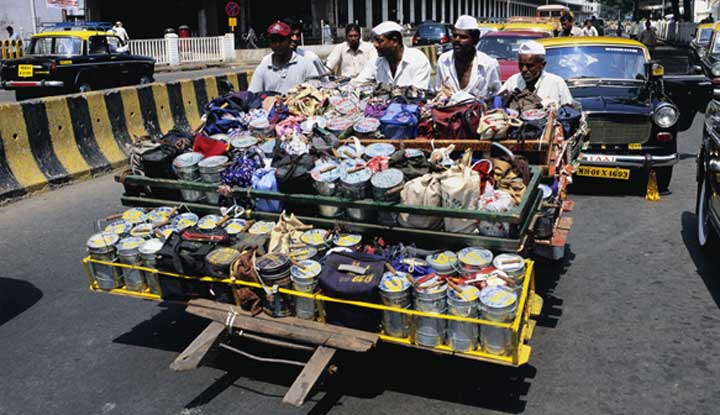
[438,153,480,233]
[268,212,310,254]
[477,109,523,140]
[380,102,419,139]
[318,251,385,331]
[431,100,484,139]
[398,173,443,229]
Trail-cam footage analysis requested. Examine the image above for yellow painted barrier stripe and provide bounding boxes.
[151,83,174,135]
[119,88,148,142]
[43,98,91,180]
[204,76,219,101]
[0,104,48,191]
[85,92,127,165]
[226,73,240,91]
[179,79,201,128]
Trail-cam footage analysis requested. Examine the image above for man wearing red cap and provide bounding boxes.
[248,21,320,94]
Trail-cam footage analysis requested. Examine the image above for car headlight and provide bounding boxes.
[653,104,679,128]
[712,62,720,78]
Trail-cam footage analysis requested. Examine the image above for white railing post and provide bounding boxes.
[223,33,235,62]
[165,33,180,66]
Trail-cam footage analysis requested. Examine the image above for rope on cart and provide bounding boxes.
[84,256,532,330]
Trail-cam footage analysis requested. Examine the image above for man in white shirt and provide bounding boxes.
[286,19,328,76]
[112,21,129,45]
[435,15,501,99]
[354,21,431,89]
[249,21,320,94]
[581,20,599,37]
[326,23,378,78]
[499,41,573,108]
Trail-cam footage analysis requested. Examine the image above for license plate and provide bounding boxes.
[18,64,33,78]
[577,166,630,180]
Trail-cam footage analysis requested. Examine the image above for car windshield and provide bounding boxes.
[699,28,713,43]
[417,24,445,38]
[29,37,82,56]
[477,36,541,60]
[712,36,720,54]
[545,45,647,81]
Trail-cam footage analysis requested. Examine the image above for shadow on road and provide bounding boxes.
[533,245,574,328]
[680,211,720,309]
[569,176,647,197]
[0,278,43,326]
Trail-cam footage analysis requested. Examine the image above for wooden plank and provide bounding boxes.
[189,299,379,343]
[170,321,225,372]
[282,346,336,407]
[186,300,377,352]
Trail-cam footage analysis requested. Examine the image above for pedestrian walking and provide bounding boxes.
[638,20,657,56]
[112,21,129,45]
[558,14,583,37]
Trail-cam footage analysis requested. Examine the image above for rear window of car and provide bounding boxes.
[477,35,542,60]
[30,37,82,56]
[417,24,446,38]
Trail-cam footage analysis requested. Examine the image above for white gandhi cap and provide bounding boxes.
[372,21,404,36]
[518,40,546,56]
[454,15,478,30]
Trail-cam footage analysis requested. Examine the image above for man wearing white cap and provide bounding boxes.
[435,15,501,99]
[354,21,431,89]
[499,40,573,107]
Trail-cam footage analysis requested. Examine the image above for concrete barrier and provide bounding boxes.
[0,71,252,203]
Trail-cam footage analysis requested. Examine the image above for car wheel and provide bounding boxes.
[655,166,673,192]
[77,83,92,93]
[697,175,718,248]
[139,76,153,85]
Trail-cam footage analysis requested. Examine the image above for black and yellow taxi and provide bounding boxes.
[689,22,716,73]
[696,63,720,248]
[0,22,154,101]
[538,37,702,191]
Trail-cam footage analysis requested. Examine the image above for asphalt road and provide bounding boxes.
[0,65,253,103]
[1,50,720,414]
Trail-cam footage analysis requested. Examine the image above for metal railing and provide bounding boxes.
[657,21,696,46]
[129,38,168,65]
[128,34,233,66]
[178,36,223,63]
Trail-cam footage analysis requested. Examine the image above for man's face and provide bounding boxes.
[452,29,475,55]
[518,54,544,83]
[373,34,397,58]
[270,35,291,55]
[346,30,360,49]
[561,20,573,31]
[289,29,301,50]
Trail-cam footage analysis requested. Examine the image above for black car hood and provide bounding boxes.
[569,84,652,116]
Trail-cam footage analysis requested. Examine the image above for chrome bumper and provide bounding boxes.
[580,153,678,168]
[1,80,64,88]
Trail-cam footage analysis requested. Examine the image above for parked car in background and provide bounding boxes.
[412,21,452,48]
[0,22,154,101]
[690,22,717,74]
[538,37,706,191]
[697,66,720,248]
[476,31,549,81]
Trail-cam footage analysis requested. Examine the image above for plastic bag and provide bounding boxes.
[477,189,514,237]
[252,162,281,213]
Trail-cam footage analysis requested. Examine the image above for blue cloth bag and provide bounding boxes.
[379,102,419,139]
[251,167,282,212]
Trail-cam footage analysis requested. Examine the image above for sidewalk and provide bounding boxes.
[154,61,250,73]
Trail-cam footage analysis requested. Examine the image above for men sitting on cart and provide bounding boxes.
[499,41,573,108]
[435,15,501,99]
[354,21,432,90]
[248,21,321,94]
